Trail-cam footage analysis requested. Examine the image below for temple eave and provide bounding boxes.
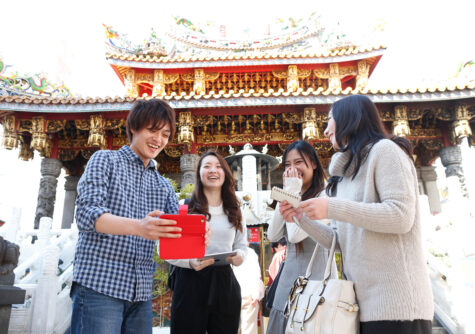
[1,88,474,113]
[106,49,386,69]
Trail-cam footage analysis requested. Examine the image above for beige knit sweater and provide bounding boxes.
[298,139,434,322]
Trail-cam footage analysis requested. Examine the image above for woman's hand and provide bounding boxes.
[226,254,243,266]
[279,200,302,223]
[283,166,299,179]
[283,167,300,187]
[299,198,329,220]
[204,222,212,247]
[190,258,214,271]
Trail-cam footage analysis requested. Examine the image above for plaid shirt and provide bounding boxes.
[73,145,179,302]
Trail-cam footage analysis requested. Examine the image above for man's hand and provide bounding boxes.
[190,258,215,271]
[226,254,243,266]
[136,210,182,240]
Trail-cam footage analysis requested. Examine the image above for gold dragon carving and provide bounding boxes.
[393,105,411,137]
[356,60,370,90]
[46,120,66,133]
[177,111,194,148]
[302,108,319,140]
[453,104,472,140]
[88,115,106,148]
[181,69,220,95]
[272,65,311,92]
[2,115,18,149]
[164,146,184,158]
[30,116,47,152]
[314,63,365,91]
[152,70,179,96]
[18,137,34,161]
[124,69,139,97]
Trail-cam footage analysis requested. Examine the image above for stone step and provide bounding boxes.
[432,326,448,334]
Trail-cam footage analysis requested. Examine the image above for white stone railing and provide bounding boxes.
[426,251,458,334]
[5,216,78,334]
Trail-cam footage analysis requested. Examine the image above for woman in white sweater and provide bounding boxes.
[280,95,434,334]
[266,140,331,334]
[168,151,247,334]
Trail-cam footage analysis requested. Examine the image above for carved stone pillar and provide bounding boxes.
[440,145,468,199]
[418,166,442,214]
[61,176,79,229]
[34,158,63,230]
[180,154,199,189]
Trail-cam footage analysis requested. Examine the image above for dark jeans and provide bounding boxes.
[360,319,432,334]
[70,283,152,334]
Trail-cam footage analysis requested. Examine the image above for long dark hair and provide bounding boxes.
[326,95,413,196]
[188,150,243,232]
[282,140,326,201]
[282,140,325,253]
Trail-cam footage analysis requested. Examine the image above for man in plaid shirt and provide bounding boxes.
[71,99,183,333]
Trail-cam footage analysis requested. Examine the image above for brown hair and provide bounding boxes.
[189,150,243,232]
[126,99,176,143]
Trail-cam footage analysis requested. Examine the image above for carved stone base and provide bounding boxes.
[418,166,442,214]
[61,176,79,229]
[180,154,199,189]
[34,158,62,230]
[440,146,469,198]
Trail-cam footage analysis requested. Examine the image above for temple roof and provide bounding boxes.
[106,45,385,69]
[104,13,385,68]
[1,83,474,113]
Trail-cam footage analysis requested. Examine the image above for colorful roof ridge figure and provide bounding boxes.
[0,58,72,98]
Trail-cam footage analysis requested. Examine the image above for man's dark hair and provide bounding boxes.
[271,237,287,249]
[126,99,176,143]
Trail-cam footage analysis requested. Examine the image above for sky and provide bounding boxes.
[0,0,474,229]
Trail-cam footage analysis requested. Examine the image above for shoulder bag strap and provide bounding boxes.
[304,231,336,280]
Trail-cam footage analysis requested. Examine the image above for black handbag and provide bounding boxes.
[167,264,176,291]
[262,259,286,316]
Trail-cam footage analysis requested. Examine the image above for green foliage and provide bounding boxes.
[178,183,195,200]
[335,252,343,279]
[153,245,169,297]
[164,176,178,192]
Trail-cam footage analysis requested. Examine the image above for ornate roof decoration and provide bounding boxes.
[106,45,385,67]
[105,12,384,62]
[0,57,72,98]
[1,83,473,112]
[455,60,475,84]
[104,24,167,57]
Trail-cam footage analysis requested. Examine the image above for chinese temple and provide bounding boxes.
[1,14,475,330]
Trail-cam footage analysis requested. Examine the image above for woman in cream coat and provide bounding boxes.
[280,95,434,334]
